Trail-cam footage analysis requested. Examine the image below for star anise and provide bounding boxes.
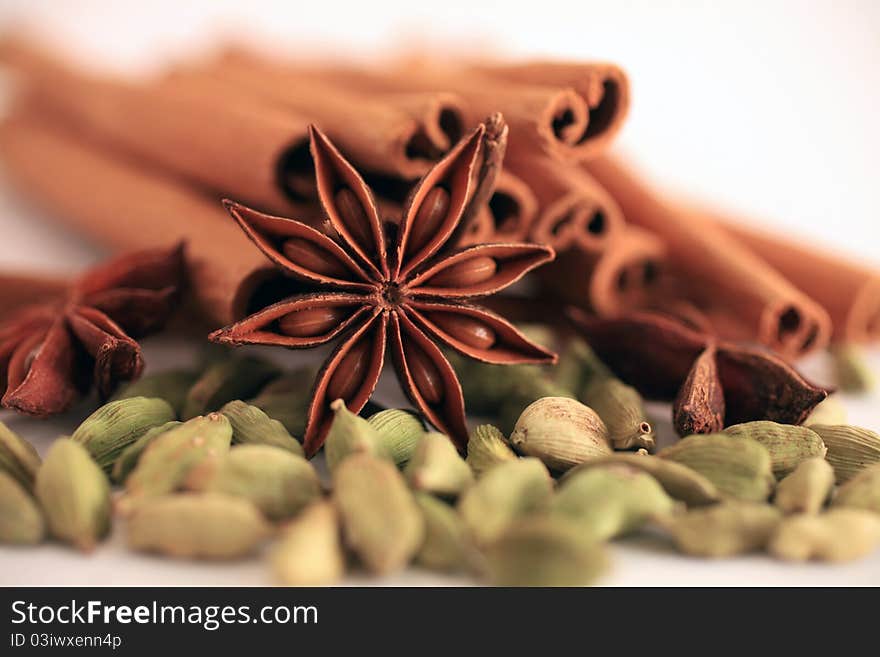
[210,123,556,456]
[567,308,829,435]
[0,244,184,416]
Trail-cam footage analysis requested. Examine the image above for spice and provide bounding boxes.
[723,421,827,479]
[220,400,303,456]
[414,493,475,573]
[273,502,345,586]
[0,421,41,490]
[112,369,199,417]
[182,356,281,419]
[0,244,183,416]
[659,502,781,558]
[458,458,553,546]
[508,397,611,472]
[582,377,655,451]
[333,453,424,574]
[673,345,725,436]
[35,438,111,551]
[768,509,880,562]
[552,464,675,540]
[569,310,828,427]
[658,434,775,502]
[210,122,555,455]
[563,453,721,507]
[809,424,880,483]
[126,493,271,560]
[483,517,608,587]
[186,445,320,521]
[465,424,517,477]
[773,458,834,514]
[833,462,880,514]
[0,470,45,545]
[71,397,176,471]
[367,408,425,467]
[830,343,875,392]
[405,432,474,498]
[111,421,180,484]
[324,399,389,473]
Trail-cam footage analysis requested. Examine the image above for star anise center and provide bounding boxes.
[379,281,406,308]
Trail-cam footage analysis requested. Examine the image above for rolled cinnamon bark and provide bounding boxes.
[709,213,880,343]
[483,170,539,242]
[0,115,282,326]
[506,155,624,251]
[165,54,466,181]
[244,54,629,163]
[586,156,832,356]
[537,226,666,316]
[0,39,317,216]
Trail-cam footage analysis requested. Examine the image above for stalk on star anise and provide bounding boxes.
[567,308,829,435]
[210,119,557,456]
[0,244,184,416]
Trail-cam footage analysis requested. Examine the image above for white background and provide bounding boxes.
[0,0,878,585]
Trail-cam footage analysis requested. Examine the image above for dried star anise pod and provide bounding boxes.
[0,244,184,416]
[567,308,828,435]
[210,123,556,456]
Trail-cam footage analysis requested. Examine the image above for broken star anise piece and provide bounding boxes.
[567,308,828,435]
[0,244,184,416]
[210,123,556,456]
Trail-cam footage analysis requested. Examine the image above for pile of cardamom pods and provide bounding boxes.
[2,341,880,586]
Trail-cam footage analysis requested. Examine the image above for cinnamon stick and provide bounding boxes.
[165,53,467,181]
[0,38,316,216]
[710,213,880,343]
[506,156,624,251]
[0,114,283,326]
[246,54,629,162]
[482,170,539,242]
[585,156,832,356]
[537,226,666,316]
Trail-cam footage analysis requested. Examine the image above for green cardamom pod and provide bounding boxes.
[0,420,41,490]
[246,366,316,436]
[127,493,271,559]
[220,400,303,456]
[0,470,45,545]
[71,397,175,471]
[808,424,880,483]
[769,508,880,562]
[466,424,517,478]
[774,457,834,514]
[325,400,388,473]
[723,421,827,479]
[659,434,775,502]
[405,433,473,498]
[182,355,281,419]
[803,395,846,427]
[187,444,320,521]
[555,338,612,395]
[367,408,425,467]
[458,457,554,546]
[273,501,345,586]
[581,378,655,452]
[552,464,676,541]
[830,343,875,393]
[563,453,720,507]
[35,438,111,551]
[483,517,608,587]
[111,421,181,484]
[414,492,475,573]
[660,502,781,558]
[498,377,573,435]
[112,369,199,417]
[333,453,424,574]
[122,413,232,506]
[833,462,880,513]
[509,397,611,472]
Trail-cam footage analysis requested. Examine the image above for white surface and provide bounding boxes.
[0,1,878,586]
